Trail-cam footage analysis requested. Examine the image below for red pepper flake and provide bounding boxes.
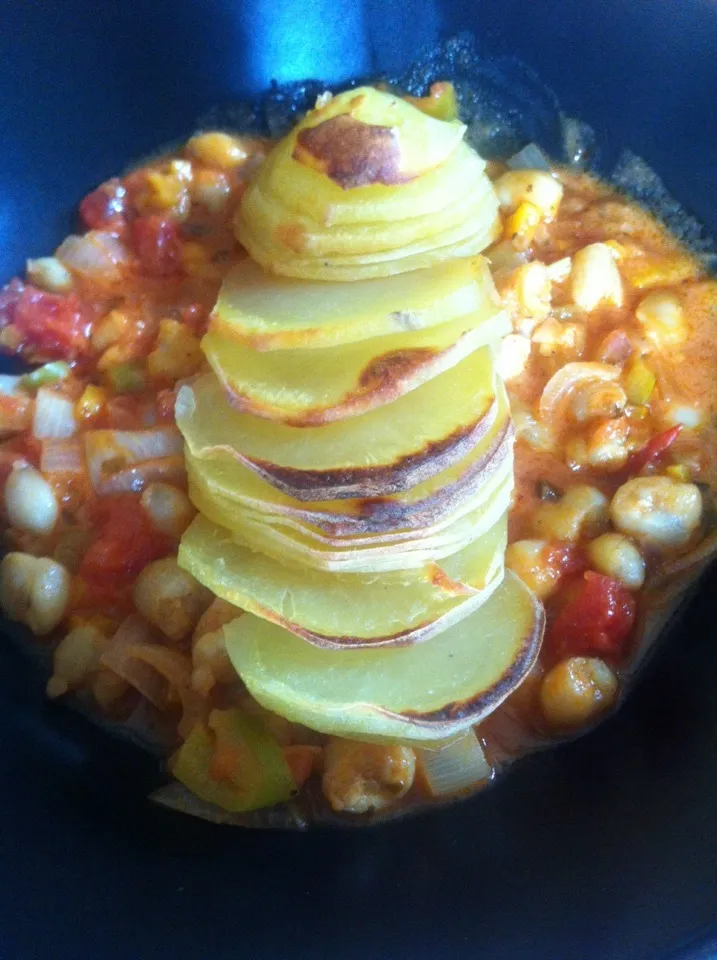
[626,424,682,477]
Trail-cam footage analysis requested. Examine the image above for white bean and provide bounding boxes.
[610,476,702,549]
[636,291,686,349]
[0,552,70,635]
[587,533,645,589]
[5,465,59,535]
[571,243,623,312]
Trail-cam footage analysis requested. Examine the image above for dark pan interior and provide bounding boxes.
[1,1,717,958]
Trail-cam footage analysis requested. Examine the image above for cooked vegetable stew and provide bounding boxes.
[1,84,715,825]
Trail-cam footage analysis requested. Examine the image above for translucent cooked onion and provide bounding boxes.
[32,388,76,439]
[506,142,551,172]
[84,426,184,493]
[416,730,491,796]
[40,437,84,473]
[100,615,205,738]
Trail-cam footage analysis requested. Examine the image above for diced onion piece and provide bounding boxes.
[40,437,84,474]
[32,388,76,439]
[417,730,491,796]
[84,426,184,493]
[506,143,551,172]
[539,362,620,422]
[56,231,130,283]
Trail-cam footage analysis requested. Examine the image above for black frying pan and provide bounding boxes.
[1,1,716,957]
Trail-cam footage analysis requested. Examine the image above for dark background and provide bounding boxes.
[1,1,717,957]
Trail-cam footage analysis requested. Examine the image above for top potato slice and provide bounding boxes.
[264,125,485,227]
[176,346,497,501]
[212,255,496,351]
[204,300,508,426]
[288,86,466,187]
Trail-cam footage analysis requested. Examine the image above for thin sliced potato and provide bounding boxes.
[186,445,512,549]
[239,212,500,282]
[240,158,497,259]
[213,255,498,351]
[178,513,507,647]
[223,571,544,741]
[188,470,513,573]
[176,347,497,501]
[204,308,509,426]
[181,382,513,535]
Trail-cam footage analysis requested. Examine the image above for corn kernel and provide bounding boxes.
[503,202,542,249]
[75,385,106,421]
[623,358,656,405]
[665,463,691,482]
[144,170,186,210]
[147,319,203,380]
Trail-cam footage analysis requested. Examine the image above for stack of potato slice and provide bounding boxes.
[177,87,544,743]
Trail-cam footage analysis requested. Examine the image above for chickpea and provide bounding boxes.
[91,669,129,710]
[571,243,623,312]
[186,131,248,169]
[133,558,213,642]
[0,552,70,635]
[322,739,416,814]
[540,657,619,728]
[505,539,562,599]
[610,476,702,550]
[636,290,687,349]
[5,465,59,536]
[47,623,106,698]
[140,483,196,539]
[513,262,552,322]
[493,170,564,219]
[531,485,608,542]
[587,533,646,590]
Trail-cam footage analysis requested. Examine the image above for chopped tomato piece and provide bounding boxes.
[0,279,92,360]
[131,215,182,276]
[627,424,682,476]
[79,178,128,230]
[79,494,171,587]
[546,572,636,661]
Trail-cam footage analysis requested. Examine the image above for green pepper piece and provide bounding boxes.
[171,709,294,813]
[19,361,70,392]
